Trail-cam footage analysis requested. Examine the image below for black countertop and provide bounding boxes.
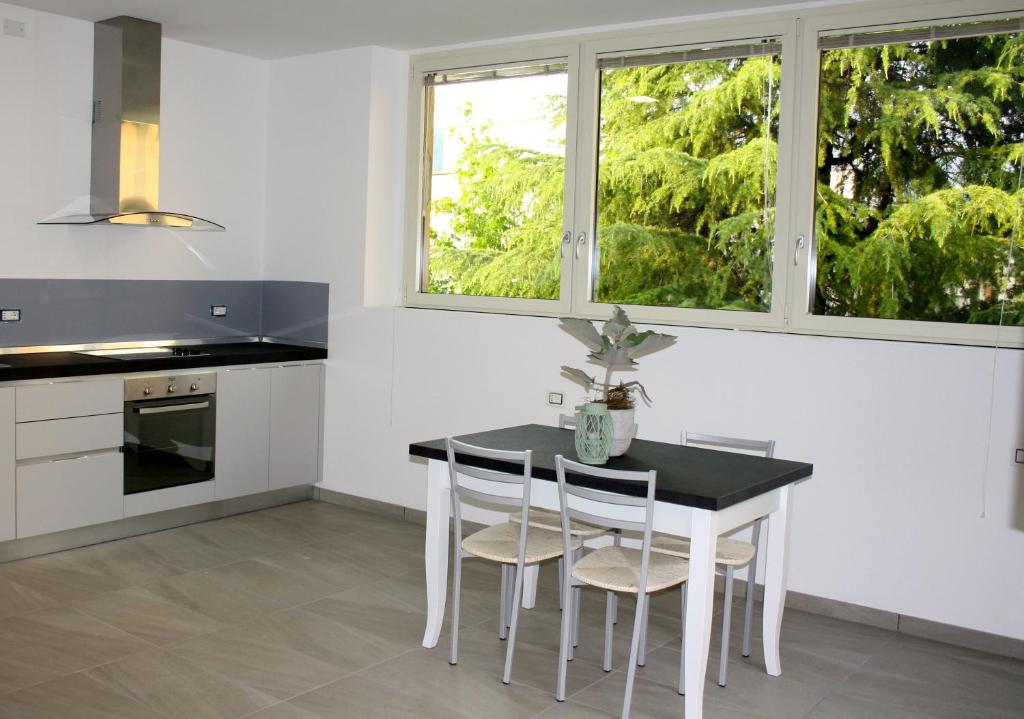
[0,342,326,382]
[410,424,812,511]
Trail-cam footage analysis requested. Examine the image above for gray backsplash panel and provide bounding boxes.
[0,278,328,349]
[260,281,329,345]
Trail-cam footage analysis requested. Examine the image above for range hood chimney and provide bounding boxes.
[39,16,224,231]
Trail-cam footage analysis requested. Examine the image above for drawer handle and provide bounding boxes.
[137,401,210,415]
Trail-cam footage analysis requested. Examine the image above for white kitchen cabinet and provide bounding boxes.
[269,364,322,490]
[16,451,123,538]
[215,367,271,500]
[16,378,122,422]
[0,389,14,542]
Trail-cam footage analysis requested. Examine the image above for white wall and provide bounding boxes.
[262,30,1024,643]
[0,3,268,280]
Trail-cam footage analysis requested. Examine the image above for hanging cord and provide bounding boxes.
[979,161,1023,519]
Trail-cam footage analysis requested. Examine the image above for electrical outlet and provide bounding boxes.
[546,391,564,407]
[1016,449,1024,465]
[0,309,21,322]
[3,19,26,38]
[210,305,227,317]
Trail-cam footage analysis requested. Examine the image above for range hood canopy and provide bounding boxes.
[39,16,224,231]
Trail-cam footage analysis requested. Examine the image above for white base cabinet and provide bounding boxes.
[270,364,322,490]
[17,451,123,538]
[0,389,14,542]
[215,368,271,500]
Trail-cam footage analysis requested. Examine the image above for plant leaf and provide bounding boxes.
[560,366,596,390]
[589,346,636,369]
[558,317,603,351]
[624,332,677,360]
[601,305,636,343]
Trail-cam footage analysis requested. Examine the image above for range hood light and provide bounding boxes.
[38,16,225,232]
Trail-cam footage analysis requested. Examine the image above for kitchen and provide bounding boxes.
[1,1,1023,718]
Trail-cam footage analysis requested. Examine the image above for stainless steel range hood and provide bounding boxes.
[39,16,224,231]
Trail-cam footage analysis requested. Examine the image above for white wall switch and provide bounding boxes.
[3,19,26,38]
[0,309,21,322]
[546,391,564,407]
[210,305,228,317]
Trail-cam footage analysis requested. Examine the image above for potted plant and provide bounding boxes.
[559,306,677,456]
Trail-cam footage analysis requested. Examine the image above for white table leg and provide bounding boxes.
[522,564,539,609]
[422,458,450,648]
[762,484,792,676]
[684,508,718,719]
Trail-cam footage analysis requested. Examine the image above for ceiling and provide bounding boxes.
[3,0,814,59]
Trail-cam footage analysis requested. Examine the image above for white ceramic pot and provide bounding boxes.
[608,407,637,457]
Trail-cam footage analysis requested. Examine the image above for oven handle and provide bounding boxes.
[136,401,210,415]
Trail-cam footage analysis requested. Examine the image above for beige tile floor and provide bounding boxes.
[0,500,1021,718]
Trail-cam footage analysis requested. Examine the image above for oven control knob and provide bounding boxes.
[143,387,152,396]
[190,382,199,391]
[167,384,177,393]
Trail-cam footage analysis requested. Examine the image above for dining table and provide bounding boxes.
[409,423,813,719]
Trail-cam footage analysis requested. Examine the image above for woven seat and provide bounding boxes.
[572,545,688,594]
[509,509,608,539]
[463,522,582,564]
[651,535,756,566]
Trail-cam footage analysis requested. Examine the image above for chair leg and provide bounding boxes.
[499,565,509,640]
[502,562,526,684]
[450,551,462,665]
[719,565,735,687]
[505,565,515,630]
[603,590,615,671]
[638,594,649,667]
[612,531,621,624]
[558,557,564,610]
[621,592,647,719]
[556,571,573,700]
[742,519,762,658]
[572,586,582,648]
[678,582,687,695]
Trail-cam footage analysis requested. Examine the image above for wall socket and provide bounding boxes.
[3,19,26,38]
[0,309,21,322]
[210,305,228,317]
[1015,449,1024,465]
[546,391,564,407]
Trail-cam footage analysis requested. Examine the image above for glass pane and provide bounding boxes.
[421,65,569,299]
[594,48,780,311]
[813,26,1024,325]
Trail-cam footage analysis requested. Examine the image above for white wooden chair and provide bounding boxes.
[648,432,775,687]
[446,437,582,683]
[554,455,689,718]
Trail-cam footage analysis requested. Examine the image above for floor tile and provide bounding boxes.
[0,552,127,604]
[0,572,56,620]
[0,672,166,719]
[134,517,292,572]
[87,647,279,719]
[256,542,384,594]
[166,607,393,701]
[0,606,151,694]
[258,648,557,719]
[73,585,226,646]
[57,535,190,586]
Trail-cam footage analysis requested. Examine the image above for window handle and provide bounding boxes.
[575,232,587,260]
[794,235,806,266]
[560,231,571,259]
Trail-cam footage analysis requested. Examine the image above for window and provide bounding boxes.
[406,4,1024,347]
[811,19,1024,327]
[418,62,570,301]
[592,43,781,312]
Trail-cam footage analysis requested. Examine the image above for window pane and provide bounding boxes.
[813,24,1024,325]
[593,46,780,311]
[421,65,568,300]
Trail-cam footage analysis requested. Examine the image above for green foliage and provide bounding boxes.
[427,31,1024,325]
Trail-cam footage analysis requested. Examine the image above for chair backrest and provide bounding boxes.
[681,431,775,458]
[445,437,533,554]
[558,413,576,430]
[554,455,658,593]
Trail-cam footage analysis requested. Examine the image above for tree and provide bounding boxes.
[426,30,1024,326]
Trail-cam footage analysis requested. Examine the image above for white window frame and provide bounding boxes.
[403,0,1024,348]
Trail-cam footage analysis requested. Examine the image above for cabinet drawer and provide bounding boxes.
[16,451,123,538]
[16,379,122,422]
[16,413,123,461]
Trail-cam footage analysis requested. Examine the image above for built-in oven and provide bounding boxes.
[123,373,216,495]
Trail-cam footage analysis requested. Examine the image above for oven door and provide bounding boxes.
[123,394,216,495]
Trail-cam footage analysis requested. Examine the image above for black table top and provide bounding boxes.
[0,342,326,382]
[410,424,812,511]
